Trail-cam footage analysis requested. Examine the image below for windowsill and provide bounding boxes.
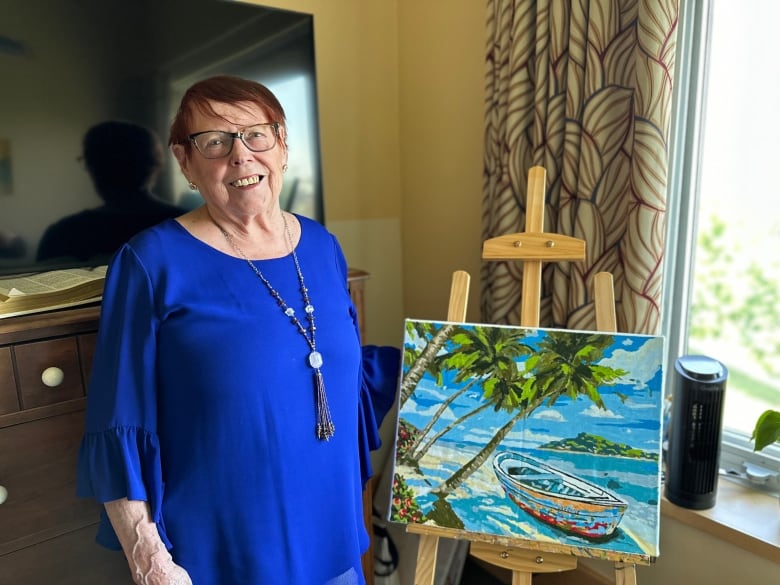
[661,475,780,564]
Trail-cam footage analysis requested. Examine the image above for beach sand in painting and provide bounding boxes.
[392,441,659,557]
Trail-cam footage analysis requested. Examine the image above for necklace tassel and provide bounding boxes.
[314,369,335,440]
[213,212,336,441]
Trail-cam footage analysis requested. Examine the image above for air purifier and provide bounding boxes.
[665,355,728,509]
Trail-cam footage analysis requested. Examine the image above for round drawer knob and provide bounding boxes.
[0,485,7,505]
[41,366,65,387]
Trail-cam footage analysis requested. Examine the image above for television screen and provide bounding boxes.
[0,0,324,277]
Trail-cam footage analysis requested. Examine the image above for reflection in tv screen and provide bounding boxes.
[0,0,323,277]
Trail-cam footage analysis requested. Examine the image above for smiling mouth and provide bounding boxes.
[231,175,262,187]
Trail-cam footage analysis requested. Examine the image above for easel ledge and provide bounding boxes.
[406,523,655,566]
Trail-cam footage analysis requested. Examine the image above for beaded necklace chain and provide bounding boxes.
[212,212,335,441]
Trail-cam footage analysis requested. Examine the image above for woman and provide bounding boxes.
[77,75,399,585]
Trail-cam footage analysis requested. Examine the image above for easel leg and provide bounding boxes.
[512,571,533,585]
[414,534,439,585]
[614,562,637,585]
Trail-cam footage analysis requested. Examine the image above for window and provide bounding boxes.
[665,0,780,491]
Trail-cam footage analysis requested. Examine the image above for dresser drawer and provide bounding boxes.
[0,347,19,415]
[0,410,100,556]
[0,522,133,584]
[14,337,86,409]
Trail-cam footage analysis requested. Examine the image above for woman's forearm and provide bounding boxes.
[104,498,192,585]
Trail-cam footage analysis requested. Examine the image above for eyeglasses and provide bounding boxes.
[187,122,280,159]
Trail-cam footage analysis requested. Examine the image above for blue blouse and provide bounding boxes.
[76,216,399,585]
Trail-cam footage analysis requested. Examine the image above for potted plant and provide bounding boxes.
[751,409,780,451]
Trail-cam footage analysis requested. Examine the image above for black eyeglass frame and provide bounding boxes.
[187,122,281,158]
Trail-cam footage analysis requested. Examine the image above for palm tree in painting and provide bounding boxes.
[403,325,533,465]
[433,330,628,497]
[399,321,458,406]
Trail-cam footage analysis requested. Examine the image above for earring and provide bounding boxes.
[188,181,197,191]
[282,164,288,174]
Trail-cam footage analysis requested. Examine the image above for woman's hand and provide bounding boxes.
[131,547,192,585]
[104,498,193,585]
[130,542,192,585]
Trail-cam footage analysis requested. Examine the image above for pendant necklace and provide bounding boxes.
[212,212,335,441]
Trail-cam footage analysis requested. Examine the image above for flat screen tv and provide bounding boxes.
[0,0,324,277]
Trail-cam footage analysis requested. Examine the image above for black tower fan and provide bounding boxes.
[666,355,728,509]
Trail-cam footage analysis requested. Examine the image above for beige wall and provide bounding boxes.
[397,0,485,324]
[246,2,777,583]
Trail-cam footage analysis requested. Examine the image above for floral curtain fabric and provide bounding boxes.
[481,0,679,334]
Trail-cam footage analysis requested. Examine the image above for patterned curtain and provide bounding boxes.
[481,0,678,335]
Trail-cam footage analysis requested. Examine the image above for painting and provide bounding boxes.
[0,138,11,195]
[390,319,664,561]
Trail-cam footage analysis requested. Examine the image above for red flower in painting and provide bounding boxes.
[390,473,427,524]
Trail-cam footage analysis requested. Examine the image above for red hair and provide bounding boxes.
[168,75,287,155]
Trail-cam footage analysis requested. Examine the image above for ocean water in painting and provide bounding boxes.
[392,320,665,558]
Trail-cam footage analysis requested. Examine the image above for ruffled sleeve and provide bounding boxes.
[75,245,170,549]
[356,344,401,487]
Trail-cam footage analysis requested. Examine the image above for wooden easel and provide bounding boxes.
[407,166,646,585]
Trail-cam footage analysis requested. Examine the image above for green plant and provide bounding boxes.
[751,409,780,452]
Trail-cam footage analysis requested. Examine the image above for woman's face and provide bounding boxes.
[173,100,286,219]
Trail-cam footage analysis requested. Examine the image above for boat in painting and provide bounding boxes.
[492,451,628,539]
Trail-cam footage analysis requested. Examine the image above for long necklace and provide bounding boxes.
[212,212,335,441]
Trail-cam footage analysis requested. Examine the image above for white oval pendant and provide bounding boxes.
[308,351,323,368]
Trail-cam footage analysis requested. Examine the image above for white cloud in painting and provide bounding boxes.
[503,428,554,448]
[581,404,623,418]
[600,336,664,389]
[533,409,565,421]
[463,426,499,444]
[404,398,458,421]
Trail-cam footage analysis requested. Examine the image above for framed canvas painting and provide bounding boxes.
[390,319,665,561]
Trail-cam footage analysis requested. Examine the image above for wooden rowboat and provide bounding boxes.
[492,451,628,539]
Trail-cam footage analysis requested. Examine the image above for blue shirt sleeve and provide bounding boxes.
[75,244,171,549]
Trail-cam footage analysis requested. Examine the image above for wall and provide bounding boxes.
[397,0,485,324]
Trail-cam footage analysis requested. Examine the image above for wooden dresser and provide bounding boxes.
[0,270,375,584]
[0,304,133,583]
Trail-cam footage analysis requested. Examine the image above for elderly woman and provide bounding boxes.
[77,75,399,585]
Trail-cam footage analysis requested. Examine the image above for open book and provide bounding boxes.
[0,266,107,318]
